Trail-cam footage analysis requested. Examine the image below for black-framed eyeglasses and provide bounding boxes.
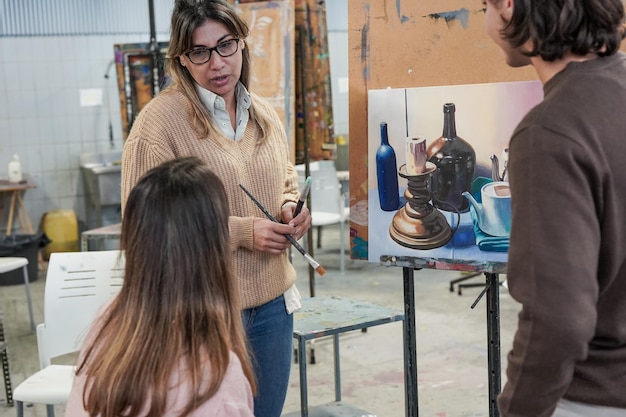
[184,38,240,65]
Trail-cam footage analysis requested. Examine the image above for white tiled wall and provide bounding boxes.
[0,33,168,232]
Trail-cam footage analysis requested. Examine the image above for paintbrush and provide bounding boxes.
[239,184,326,276]
[293,176,312,217]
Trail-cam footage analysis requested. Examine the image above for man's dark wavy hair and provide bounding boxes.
[500,0,625,61]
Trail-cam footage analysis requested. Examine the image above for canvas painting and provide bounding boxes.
[366,81,543,263]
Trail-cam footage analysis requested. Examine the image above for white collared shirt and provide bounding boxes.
[196,82,251,140]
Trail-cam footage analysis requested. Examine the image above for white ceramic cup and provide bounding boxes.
[479,181,511,236]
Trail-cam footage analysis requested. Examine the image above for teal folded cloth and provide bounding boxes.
[469,177,509,252]
[469,206,510,252]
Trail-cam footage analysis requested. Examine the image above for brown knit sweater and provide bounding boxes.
[121,89,299,309]
[499,52,626,416]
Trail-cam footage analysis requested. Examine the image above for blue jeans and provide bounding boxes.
[241,295,293,417]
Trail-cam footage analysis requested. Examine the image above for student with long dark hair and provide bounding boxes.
[66,157,256,417]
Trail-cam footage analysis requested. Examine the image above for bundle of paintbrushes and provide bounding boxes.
[239,184,326,276]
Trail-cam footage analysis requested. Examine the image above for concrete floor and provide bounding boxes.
[0,223,520,417]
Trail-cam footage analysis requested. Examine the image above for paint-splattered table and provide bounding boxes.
[285,295,404,417]
[380,255,507,417]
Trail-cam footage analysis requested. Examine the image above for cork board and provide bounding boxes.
[347,0,538,259]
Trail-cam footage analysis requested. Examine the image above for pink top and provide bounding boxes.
[66,351,254,417]
[65,311,254,417]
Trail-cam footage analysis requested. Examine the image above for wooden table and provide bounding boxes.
[380,255,507,417]
[0,179,36,236]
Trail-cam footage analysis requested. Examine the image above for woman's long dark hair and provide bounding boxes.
[500,0,625,61]
[77,157,255,417]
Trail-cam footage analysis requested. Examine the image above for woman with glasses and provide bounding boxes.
[121,1,312,416]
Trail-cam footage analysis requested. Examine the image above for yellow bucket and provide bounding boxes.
[41,210,79,260]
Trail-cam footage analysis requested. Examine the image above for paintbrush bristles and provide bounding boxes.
[316,265,326,276]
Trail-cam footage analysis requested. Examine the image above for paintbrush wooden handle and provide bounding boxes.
[239,184,325,276]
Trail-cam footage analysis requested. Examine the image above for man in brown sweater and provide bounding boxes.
[483,0,626,416]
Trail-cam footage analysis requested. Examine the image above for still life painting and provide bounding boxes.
[367,81,543,263]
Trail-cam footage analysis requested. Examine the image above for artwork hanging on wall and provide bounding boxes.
[294,0,334,164]
[114,42,169,140]
[243,0,337,164]
[240,0,295,160]
[365,80,543,263]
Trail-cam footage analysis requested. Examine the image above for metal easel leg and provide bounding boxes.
[0,308,14,406]
[403,267,418,417]
[469,273,502,417]
[485,273,501,417]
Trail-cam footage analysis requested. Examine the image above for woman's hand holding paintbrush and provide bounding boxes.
[239,184,325,276]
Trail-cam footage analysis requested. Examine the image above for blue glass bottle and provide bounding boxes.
[376,122,400,211]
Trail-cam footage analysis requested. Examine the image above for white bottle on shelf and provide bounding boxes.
[8,154,23,183]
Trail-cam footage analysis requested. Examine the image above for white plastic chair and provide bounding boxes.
[0,257,34,332]
[13,250,124,417]
[295,161,350,272]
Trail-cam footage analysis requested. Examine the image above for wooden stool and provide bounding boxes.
[0,179,36,237]
[6,190,33,236]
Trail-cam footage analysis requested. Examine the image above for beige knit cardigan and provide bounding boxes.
[121,89,299,309]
